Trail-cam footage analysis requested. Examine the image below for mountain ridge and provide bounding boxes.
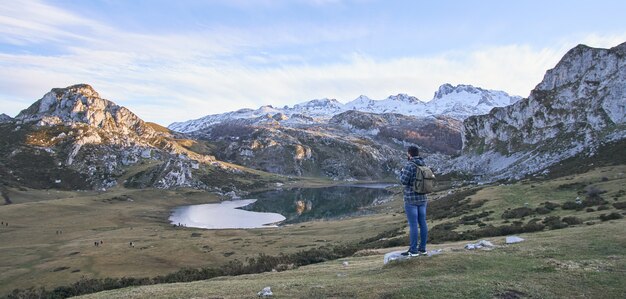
[1,42,624,188]
[168,84,521,133]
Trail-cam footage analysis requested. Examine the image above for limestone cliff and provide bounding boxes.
[450,42,626,180]
[0,85,263,191]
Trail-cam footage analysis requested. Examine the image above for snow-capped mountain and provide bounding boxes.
[445,42,626,181]
[427,84,521,119]
[168,85,521,133]
[343,94,427,115]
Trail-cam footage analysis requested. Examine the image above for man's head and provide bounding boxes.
[407,146,419,157]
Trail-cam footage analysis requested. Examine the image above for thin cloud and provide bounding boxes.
[0,36,614,125]
[0,0,104,45]
[0,0,624,126]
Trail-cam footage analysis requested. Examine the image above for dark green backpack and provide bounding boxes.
[411,162,436,194]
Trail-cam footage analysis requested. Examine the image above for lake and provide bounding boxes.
[169,199,286,229]
[169,184,394,229]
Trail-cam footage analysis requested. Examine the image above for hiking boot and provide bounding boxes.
[400,250,419,257]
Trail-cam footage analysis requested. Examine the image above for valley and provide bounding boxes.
[2,164,625,297]
[0,178,403,295]
[77,219,626,299]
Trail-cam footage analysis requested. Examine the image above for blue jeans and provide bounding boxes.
[405,202,428,252]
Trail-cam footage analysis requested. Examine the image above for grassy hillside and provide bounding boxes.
[0,181,402,296]
[2,164,625,298]
[75,220,625,299]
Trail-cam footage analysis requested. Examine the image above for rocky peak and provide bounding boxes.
[532,42,626,124]
[52,84,100,99]
[434,83,455,99]
[0,113,13,123]
[433,84,482,99]
[354,95,371,101]
[427,83,521,118]
[386,93,421,104]
[15,84,151,134]
[294,98,343,109]
[613,41,626,55]
[454,42,626,181]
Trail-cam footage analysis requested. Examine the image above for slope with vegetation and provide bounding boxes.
[5,163,625,298]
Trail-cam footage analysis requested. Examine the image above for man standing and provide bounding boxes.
[399,145,428,256]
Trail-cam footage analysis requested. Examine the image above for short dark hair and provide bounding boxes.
[408,146,419,157]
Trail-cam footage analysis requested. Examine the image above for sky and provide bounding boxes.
[1,0,625,125]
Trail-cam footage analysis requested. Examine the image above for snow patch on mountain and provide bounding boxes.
[428,84,521,119]
[169,84,521,133]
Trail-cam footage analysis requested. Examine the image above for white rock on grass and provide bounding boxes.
[258,286,273,297]
[465,240,495,250]
[384,250,410,264]
[506,236,525,244]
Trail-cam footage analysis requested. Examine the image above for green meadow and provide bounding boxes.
[1,165,625,298]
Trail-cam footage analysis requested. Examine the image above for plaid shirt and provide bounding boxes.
[399,156,428,205]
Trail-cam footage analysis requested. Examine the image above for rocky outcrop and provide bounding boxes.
[330,110,462,155]
[0,85,268,191]
[449,42,626,180]
[16,84,152,135]
[0,113,13,123]
[190,118,403,180]
[190,109,462,180]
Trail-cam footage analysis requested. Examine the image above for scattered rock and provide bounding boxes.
[430,249,444,255]
[384,250,411,264]
[225,191,240,200]
[383,249,438,264]
[465,240,495,250]
[257,286,273,297]
[505,236,525,244]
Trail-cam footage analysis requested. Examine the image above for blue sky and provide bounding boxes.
[1,0,625,125]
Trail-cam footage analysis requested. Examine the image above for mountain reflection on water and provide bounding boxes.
[240,184,394,224]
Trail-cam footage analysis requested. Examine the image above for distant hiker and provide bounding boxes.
[129,242,134,248]
[94,241,98,247]
[100,240,103,245]
[399,145,431,257]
